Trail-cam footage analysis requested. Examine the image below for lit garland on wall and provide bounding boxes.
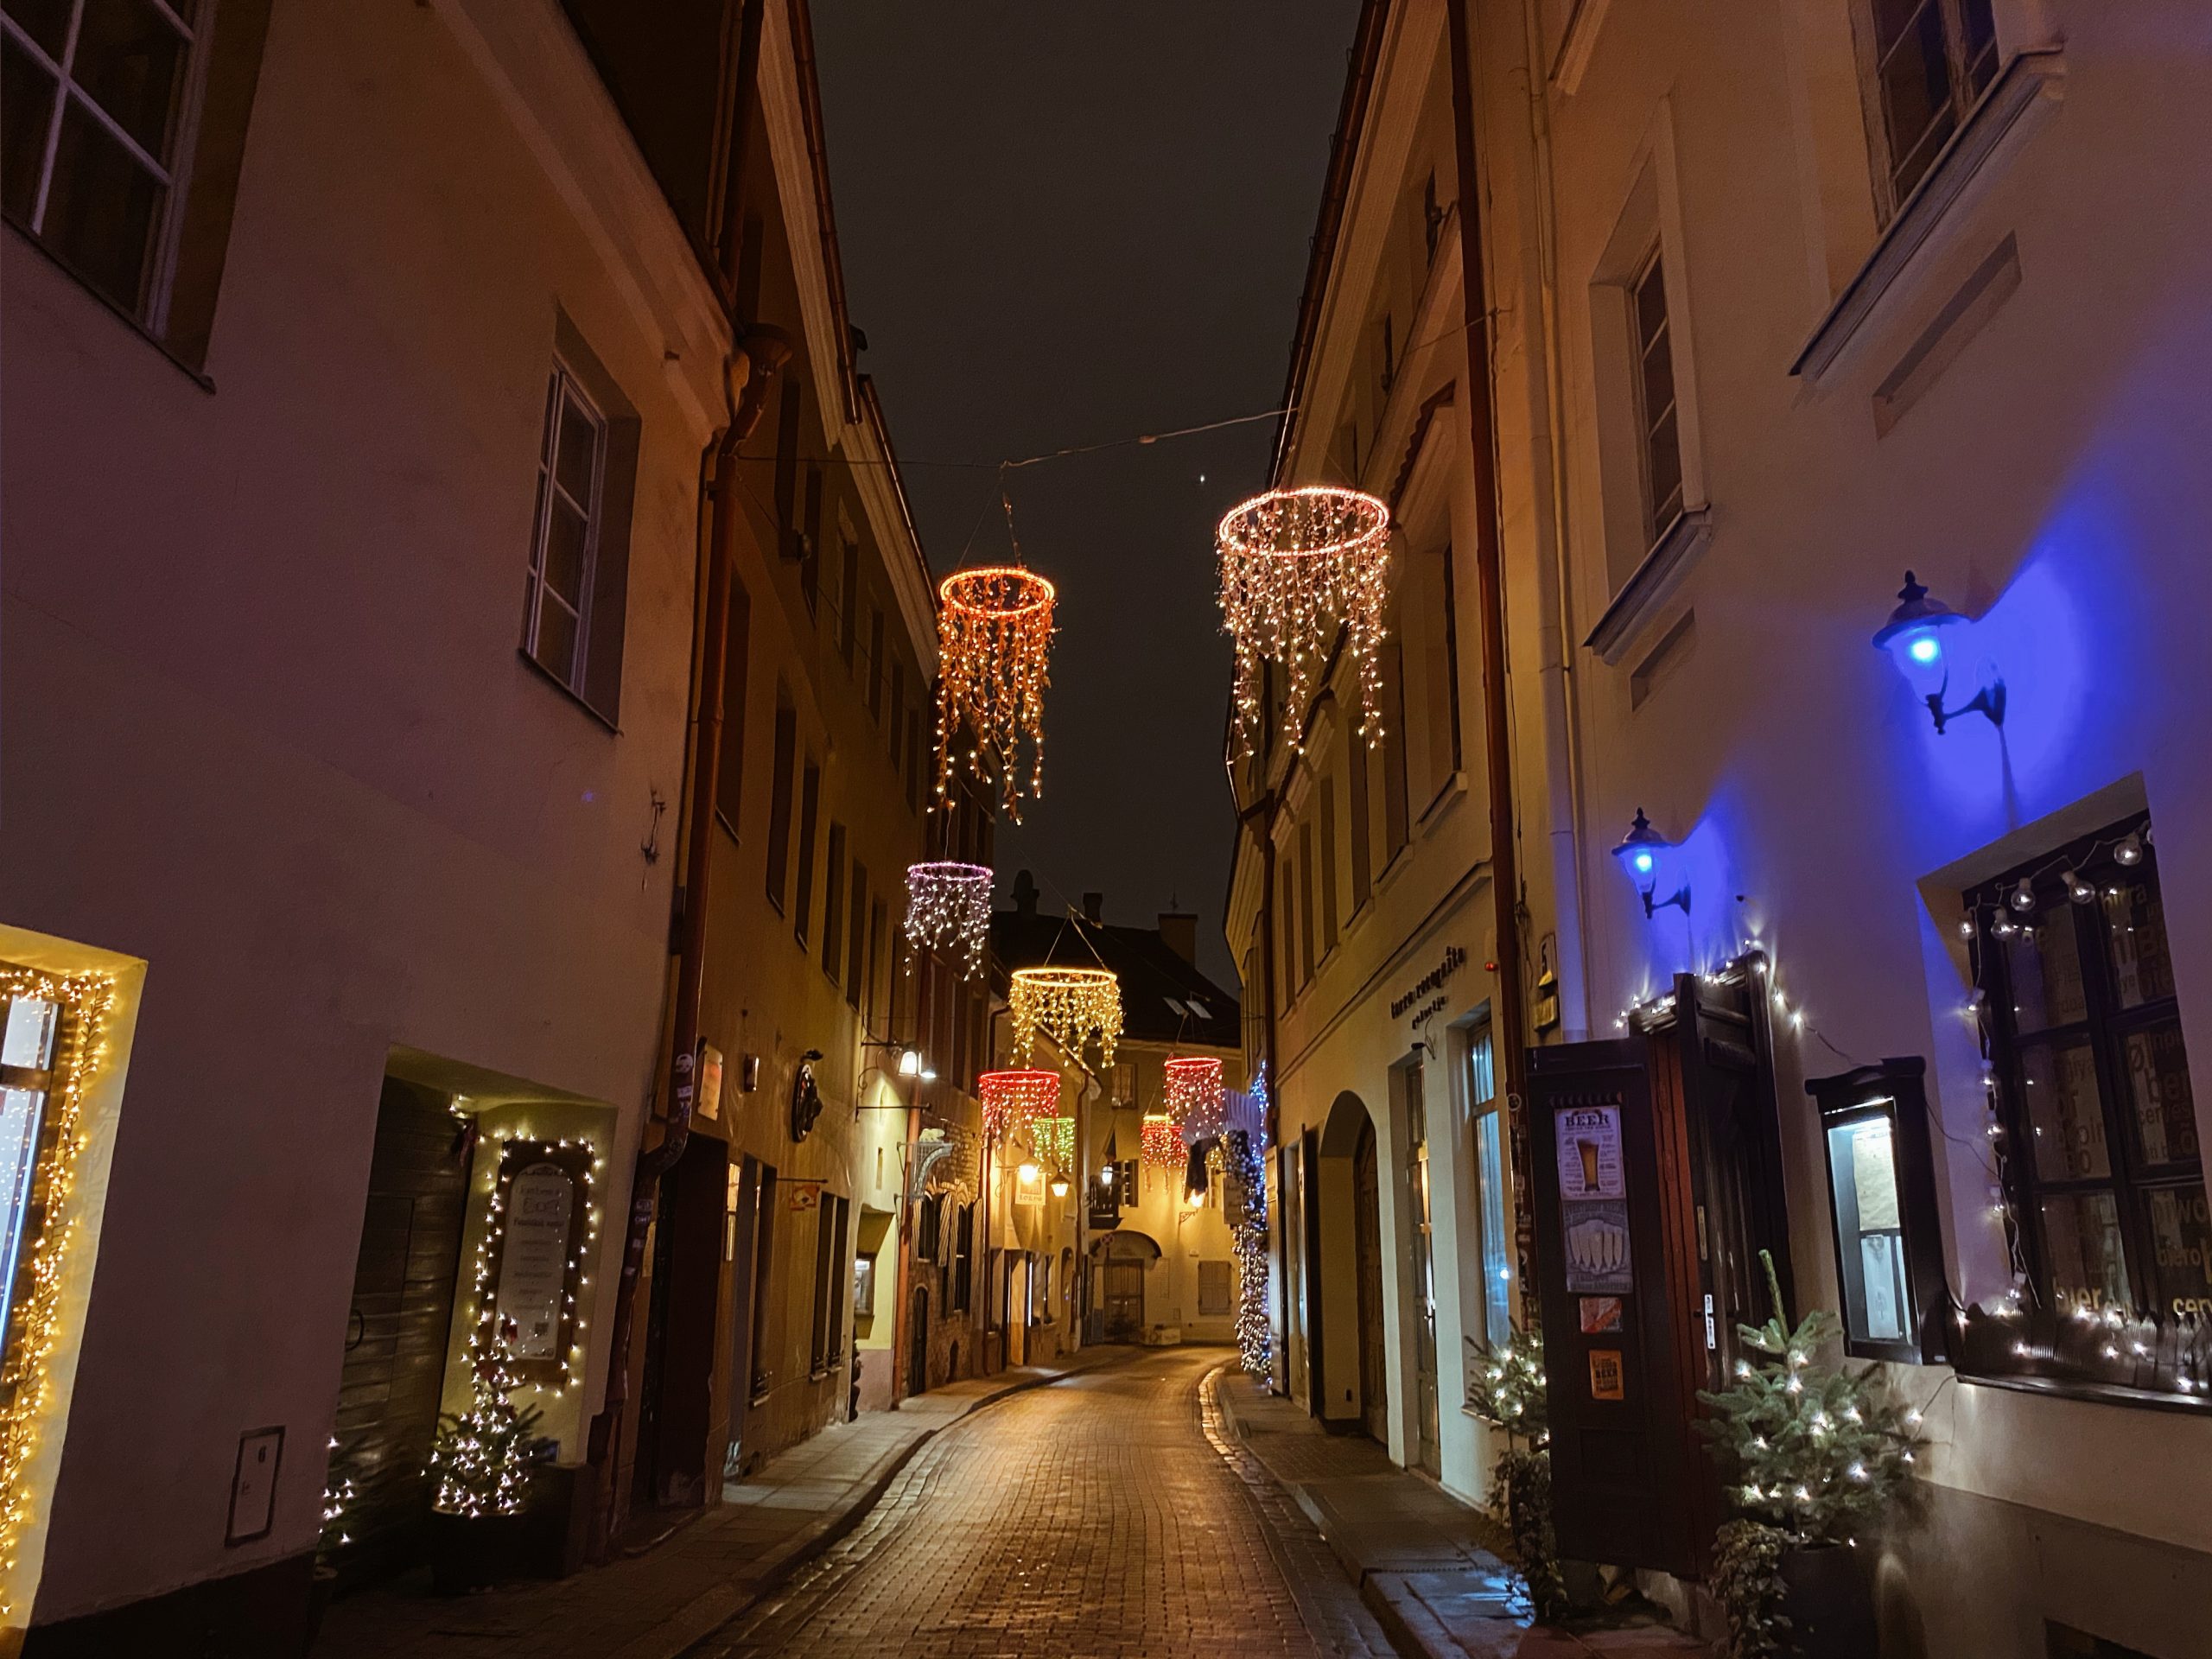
[1226,1065,1274,1378]
[978,1070,1061,1143]
[935,565,1055,822]
[0,965,116,1622]
[1217,486,1392,759]
[1163,1057,1225,1143]
[1141,1113,1181,1168]
[459,1136,602,1396]
[903,861,992,982]
[1008,967,1122,1071]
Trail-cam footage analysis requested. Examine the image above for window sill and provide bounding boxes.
[1585,508,1712,667]
[516,648,621,734]
[1959,1367,2209,1421]
[4,219,216,395]
[1417,771,1469,836]
[1791,48,2066,385]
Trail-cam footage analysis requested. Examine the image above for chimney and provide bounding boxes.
[1158,912,1198,965]
[1012,869,1039,919]
[1082,891,1103,923]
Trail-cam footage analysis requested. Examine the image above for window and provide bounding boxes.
[1198,1259,1232,1317]
[952,1202,974,1313]
[810,1192,844,1374]
[1467,1025,1512,1347]
[793,760,821,944]
[1297,821,1316,985]
[905,709,925,814]
[865,606,885,721]
[845,859,868,1008]
[715,574,751,834]
[1382,639,1410,861]
[836,536,859,665]
[764,700,797,912]
[823,823,847,980]
[887,661,906,770]
[1860,0,1999,211]
[1319,778,1340,955]
[1349,729,1373,911]
[522,365,607,693]
[748,1165,778,1399]
[917,1193,943,1262]
[1974,814,2202,1323]
[1277,861,1297,1014]
[1630,246,1684,551]
[2,0,201,321]
[0,990,60,1353]
[865,898,887,1033]
[775,384,804,569]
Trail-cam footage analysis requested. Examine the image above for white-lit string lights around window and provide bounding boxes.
[1217,486,1392,760]
[903,861,992,982]
[0,965,116,1623]
[978,1070,1061,1144]
[1008,967,1122,1071]
[458,1135,602,1399]
[1141,1113,1181,1169]
[1163,1056,1226,1143]
[935,566,1055,822]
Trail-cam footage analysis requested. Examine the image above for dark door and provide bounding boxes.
[906,1285,930,1395]
[1406,1067,1441,1476]
[1104,1261,1144,1337]
[721,1156,763,1483]
[634,1135,729,1510]
[1354,1118,1388,1443]
[331,1077,470,1584]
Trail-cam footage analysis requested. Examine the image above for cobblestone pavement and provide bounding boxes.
[685,1348,1389,1659]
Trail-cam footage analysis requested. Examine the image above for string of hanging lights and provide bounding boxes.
[1008,966,1122,1071]
[935,565,1055,822]
[1163,1056,1225,1143]
[1032,1115,1077,1175]
[1141,1113,1182,1169]
[1217,485,1393,760]
[978,1069,1062,1142]
[903,861,992,981]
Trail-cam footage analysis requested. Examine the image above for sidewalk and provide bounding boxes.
[1214,1375,1707,1659]
[315,1346,1135,1659]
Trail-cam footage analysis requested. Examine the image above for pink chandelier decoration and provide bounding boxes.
[935,565,1056,822]
[1141,1113,1182,1169]
[1163,1056,1226,1143]
[979,1069,1061,1143]
[1217,486,1392,759]
[902,861,992,981]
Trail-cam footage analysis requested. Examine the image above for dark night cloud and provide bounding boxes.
[813,2,1359,983]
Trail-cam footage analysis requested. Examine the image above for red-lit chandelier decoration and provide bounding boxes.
[935,565,1055,822]
[1141,1113,1182,1169]
[1007,967,1122,1071]
[902,861,992,981]
[1217,486,1392,759]
[1162,1056,1226,1143]
[978,1069,1061,1142]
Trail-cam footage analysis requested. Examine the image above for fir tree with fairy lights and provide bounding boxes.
[429,1319,543,1519]
[1698,1250,1923,1658]
[1465,1323,1566,1620]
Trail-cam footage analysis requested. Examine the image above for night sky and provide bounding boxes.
[812,3,1361,987]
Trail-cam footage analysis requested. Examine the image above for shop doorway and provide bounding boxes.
[633,1135,729,1510]
[1353,1117,1388,1444]
[1100,1230,1157,1338]
[1403,1064,1441,1476]
[906,1285,930,1395]
[331,1074,471,1584]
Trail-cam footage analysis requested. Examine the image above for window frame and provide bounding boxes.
[1972,813,2201,1321]
[1854,0,2001,219]
[1628,243,1684,555]
[521,362,611,697]
[2,0,213,328]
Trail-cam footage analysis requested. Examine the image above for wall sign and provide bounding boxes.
[1587,1348,1625,1402]
[1556,1105,1632,1294]
[1391,945,1468,1020]
[497,1160,576,1360]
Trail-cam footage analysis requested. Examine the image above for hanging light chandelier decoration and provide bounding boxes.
[1141,1113,1182,1169]
[1033,1115,1076,1174]
[935,565,1056,822]
[902,861,992,980]
[1008,967,1122,1071]
[1163,1056,1225,1143]
[978,1069,1062,1143]
[1217,485,1393,759]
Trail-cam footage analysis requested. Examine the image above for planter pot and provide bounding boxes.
[428,1510,527,1595]
[1778,1541,1876,1659]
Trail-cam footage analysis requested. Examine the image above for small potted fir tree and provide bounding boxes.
[1465,1323,1567,1621]
[426,1319,543,1593]
[1698,1252,1922,1659]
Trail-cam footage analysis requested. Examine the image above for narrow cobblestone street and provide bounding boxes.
[687,1350,1389,1659]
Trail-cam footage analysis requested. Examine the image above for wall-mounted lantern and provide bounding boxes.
[1872,570,2005,734]
[1612,808,1690,918]
[1806,1058,1950,1365]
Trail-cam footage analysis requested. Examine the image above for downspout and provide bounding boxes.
[1446,0,1538,1324]
[1514,0,1592,1043]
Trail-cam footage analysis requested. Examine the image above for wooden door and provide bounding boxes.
[1104,1262,1144,1338]
[1354,1118,1388,1444]
[332,1077,469,1584]
[907,1285,930,1395]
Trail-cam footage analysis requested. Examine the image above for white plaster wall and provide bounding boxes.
[0,0,717,1620]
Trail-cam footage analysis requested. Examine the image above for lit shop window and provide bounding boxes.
[1809,1059,1948,1363]
[0,995,58,1351]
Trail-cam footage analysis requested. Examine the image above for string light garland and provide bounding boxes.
[1008,967,1122,1071]
[979,1070,1061,1143]
[935,566,1055,822]
[1217,486,1392,759]
[1033,1115,1076,1175]
[1226,1124,1273,1378]
[1163,1057,1225,1143]
[1141,1113,1181,1168]
[460,1135,602,1395]
[429,1320,540,1518]
[0,964,116,1622]
[903,861,992,982]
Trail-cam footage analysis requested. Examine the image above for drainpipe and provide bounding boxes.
[1446,0,1538,1325]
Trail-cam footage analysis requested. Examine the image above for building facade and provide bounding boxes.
[0,0,941,1648]
[1236,0,2212,1651]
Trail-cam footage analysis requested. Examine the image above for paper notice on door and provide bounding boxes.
[1578,1295,1624,1334]
[1588,1348,1625,1402]
[1555,1106,1624,1200]
[1562,1198,1633,1294]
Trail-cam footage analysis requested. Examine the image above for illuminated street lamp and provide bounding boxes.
[1872,570,2005,734]
[1613,808,1690,918]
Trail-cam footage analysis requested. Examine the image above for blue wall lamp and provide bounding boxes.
[1613,809,1690,918]
[1873,570,2005,734]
